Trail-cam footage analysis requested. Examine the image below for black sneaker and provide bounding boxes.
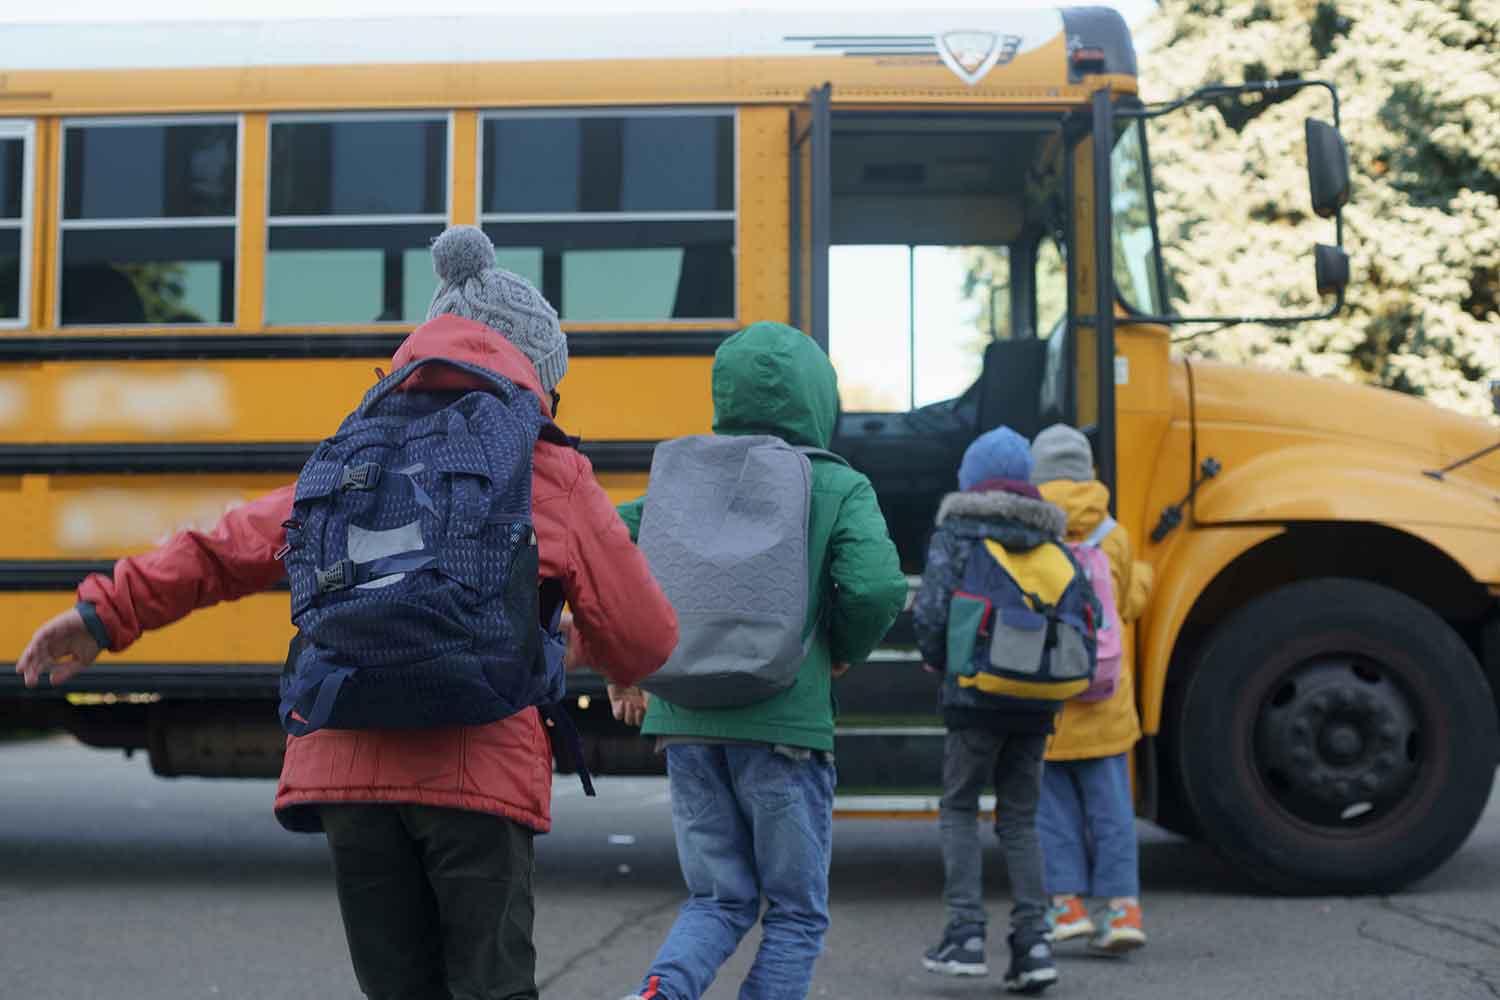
[922,923,988,977]
[1004,932,1058,995]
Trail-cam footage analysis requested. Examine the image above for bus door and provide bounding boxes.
[791,95,1091,569]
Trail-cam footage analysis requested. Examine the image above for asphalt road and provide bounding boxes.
[2,736,1497,1000]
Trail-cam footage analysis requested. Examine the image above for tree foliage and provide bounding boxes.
[1142,0,1500,415]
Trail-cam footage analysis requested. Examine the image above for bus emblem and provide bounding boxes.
[938,31,1016,86]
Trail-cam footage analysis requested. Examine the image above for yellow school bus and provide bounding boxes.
[1,8,1495,893]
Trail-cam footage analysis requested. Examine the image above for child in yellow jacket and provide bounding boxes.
[1030,424,1154,956]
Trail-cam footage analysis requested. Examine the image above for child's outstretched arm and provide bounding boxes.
[17,486,294,687]
[82,487,293,652]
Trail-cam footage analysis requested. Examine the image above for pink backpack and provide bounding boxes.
[1069,516,1122,702]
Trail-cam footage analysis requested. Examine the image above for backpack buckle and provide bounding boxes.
[338,463,381,492]
[316,559,355,594]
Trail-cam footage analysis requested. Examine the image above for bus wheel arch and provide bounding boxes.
[1159,523,1499,728]
[1157,532,1500,892]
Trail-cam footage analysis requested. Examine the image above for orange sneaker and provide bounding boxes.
[1090,900,1146,956]
[1046,895,1095,943]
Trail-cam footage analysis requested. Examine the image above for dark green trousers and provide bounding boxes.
[321,804,536,1000]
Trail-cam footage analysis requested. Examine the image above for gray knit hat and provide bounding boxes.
[1030,423,1094,483]
[426,225,568,393]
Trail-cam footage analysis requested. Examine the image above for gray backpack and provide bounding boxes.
[637,434,844,708]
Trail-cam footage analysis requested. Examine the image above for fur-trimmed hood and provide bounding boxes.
[936,488,1067,540]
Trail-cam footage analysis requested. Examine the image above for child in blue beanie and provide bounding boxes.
[913,426,1069,995]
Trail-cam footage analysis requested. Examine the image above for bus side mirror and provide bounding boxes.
[1306,119,1350,219]
[1315,243,1350,295]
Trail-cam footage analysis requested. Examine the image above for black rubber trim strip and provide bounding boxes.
[0,561,117,591]
[0,330,732,362]
[0,560,291,592]
[0,440,660,475]
[0,662,283,698]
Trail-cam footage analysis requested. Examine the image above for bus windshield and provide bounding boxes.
[1110,119,1164,315]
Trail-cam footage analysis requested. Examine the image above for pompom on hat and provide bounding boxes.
[426,225,568,394]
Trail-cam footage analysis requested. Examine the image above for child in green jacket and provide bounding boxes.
[612,322,907,1000]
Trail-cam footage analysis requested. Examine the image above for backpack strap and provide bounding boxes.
[1082,515,1117,548]
[358,356,523,416]
[279,654,354,737]
[538,703,596,797]
[538,422,579,450]
[795,445,851,468]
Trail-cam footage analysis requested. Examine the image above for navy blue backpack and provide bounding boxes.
[278,356,577,755]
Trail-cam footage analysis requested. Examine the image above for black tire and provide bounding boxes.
[1152,716,1203,841]
[1176,578,1499,894]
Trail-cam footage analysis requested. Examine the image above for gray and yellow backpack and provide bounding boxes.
[946,535,1098,701]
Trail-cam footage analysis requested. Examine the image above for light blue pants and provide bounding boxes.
[1037,753,1140,900]
[640,743,836,1000]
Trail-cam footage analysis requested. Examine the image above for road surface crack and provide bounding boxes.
[538,895,680,992]
[1378,899,1500,952]
[1354,897,1500,999]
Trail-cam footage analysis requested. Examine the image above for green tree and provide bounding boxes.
[1142,0,1500,415]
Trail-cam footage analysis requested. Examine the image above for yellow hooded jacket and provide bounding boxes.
[1038,479,1154,761]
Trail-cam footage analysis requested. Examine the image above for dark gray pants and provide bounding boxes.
[322,804,536,1000]
[938,728,1049,941]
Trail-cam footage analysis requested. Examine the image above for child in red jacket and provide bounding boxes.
[16,226,678,1000]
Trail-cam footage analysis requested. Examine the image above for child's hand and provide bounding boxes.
[16,608,102,688]
[560,612,586,671]
[831,661,851,678]
[608,684,648,727]
[922,662,941,675]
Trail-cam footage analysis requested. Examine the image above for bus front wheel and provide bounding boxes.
[1176,578,1498,894]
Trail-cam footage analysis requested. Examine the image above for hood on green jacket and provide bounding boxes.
[712,321,838,449]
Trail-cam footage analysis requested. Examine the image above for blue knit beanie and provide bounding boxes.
[957,426,1032,490]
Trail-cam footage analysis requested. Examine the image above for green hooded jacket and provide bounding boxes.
[617,321,908,750]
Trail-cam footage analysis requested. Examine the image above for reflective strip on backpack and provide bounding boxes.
[1081,515,1117,549]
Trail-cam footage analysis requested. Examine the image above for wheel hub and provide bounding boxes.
[1320,723,1363,764]
[1255,657,1420,825]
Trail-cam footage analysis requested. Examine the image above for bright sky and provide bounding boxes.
[0,0,1156,23]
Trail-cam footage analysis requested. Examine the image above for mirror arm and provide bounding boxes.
[1097,293,1347,330]
[1119,78,1342,129]
[1117,78,1349,326]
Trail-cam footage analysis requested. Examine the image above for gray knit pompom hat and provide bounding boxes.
[1030,423,1095,484]
[426,225,568,393]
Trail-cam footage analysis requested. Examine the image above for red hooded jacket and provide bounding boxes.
[77,315,679,833]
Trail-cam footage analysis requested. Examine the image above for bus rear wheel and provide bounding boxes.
[1176,578,1498,894]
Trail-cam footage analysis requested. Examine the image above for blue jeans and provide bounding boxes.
[640,744,836,1000]
[1037,753,1140,900]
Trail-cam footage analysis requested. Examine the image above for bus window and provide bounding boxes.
[828,243,1005,412]
[266,115,448,325]
[826,115,1062,419]
[479,111,735,322]
[1110,121,1163,315]
[0,122,31,326]
[60,118,237,326]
